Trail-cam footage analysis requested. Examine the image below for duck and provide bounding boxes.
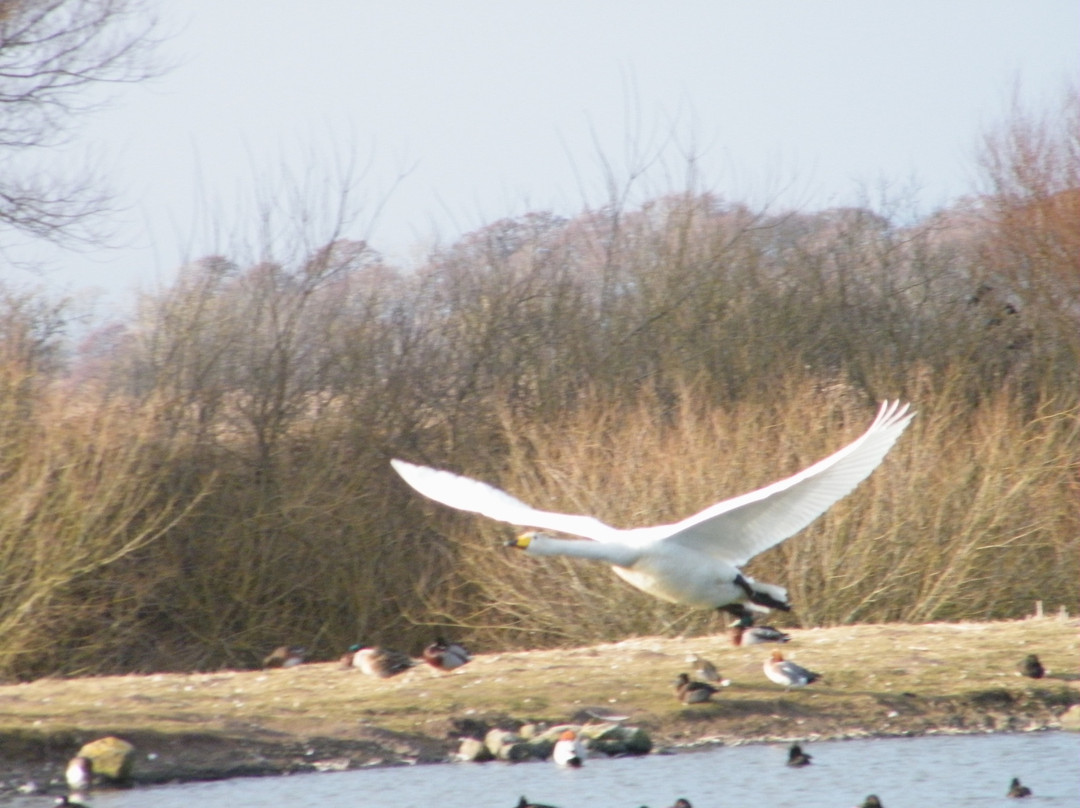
[391,401,913,621]
[349,645,416,678]
[515,798,559,808]
[1019,654,1045,679]
[64,755,92,793]
[857,797,883,808]
[731,613,791,646]
[687,653,729,684]
[764,651,820,689]
[675,672,720,704]
[1007,777,1032,798]
[262,645,306,668]
[55,798,90,808]
[422,636,472,671]
[786,742,812,766]
[551,729,586,767]
[668,801,693,808]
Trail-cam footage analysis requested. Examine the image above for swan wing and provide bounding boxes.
[653,401,914,565]
[390,459,622,542]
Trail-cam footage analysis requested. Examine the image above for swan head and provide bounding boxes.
[505,530,540,549]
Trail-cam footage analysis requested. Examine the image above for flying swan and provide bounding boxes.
[391,400,913,620]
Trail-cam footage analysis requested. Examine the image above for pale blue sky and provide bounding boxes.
[2,0,1077,315]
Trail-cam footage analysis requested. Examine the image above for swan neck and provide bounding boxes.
[528,535,634,565]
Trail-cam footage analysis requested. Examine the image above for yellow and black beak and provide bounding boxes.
[504,531,534,550]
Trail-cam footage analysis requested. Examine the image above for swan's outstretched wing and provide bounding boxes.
[645,401,914,565]
[390,459,622,541]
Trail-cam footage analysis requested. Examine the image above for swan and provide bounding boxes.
[391,400,913,620]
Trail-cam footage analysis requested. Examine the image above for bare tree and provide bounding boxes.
[0,0,163,247]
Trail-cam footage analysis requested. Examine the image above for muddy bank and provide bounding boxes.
[1,618,1077,798]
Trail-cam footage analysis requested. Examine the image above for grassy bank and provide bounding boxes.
[1,617,1076,795]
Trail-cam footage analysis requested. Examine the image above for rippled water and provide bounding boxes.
[10,731,1078,808]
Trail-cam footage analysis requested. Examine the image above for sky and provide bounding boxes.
[1,0,1077,317]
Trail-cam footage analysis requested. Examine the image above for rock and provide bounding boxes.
[1059,704,1080,732]
[580,723,653,756]
[75,736,136,784]
[456,737,493,762]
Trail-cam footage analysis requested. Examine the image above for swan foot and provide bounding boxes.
[733,574,792,612]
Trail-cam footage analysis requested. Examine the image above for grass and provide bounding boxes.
[1,616,1077,792]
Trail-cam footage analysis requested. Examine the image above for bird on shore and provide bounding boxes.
[422,636,472,671]
[1007,777,1032,798]
[348,645,416,678]
[786,743,812,766]
[675,672,720,704]
[262,645,306,669]
[731,613,791,646]
[64,756,92,794]
[391,401,914,622]
[686,653,729,684]
[552,729,586,767]
[1019,654,1045,679]
[55,798,90,808]
[764,651,821,690]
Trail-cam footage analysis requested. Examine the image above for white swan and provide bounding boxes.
[391,400,913,619]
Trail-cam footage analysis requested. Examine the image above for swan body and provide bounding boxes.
[392,401,913,618]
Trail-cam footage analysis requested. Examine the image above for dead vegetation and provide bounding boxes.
[0,87,1077,679]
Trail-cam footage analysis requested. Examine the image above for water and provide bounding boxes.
[10,731,1078,808]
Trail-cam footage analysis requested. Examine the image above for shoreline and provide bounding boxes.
[2,618,1077,797]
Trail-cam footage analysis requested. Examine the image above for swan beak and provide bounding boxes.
[505,532,533,550]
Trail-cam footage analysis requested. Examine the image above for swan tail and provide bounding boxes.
[747,580,791,612]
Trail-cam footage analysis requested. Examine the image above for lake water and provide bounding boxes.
[8,730,1078,808]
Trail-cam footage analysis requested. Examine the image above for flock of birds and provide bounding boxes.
[42,401,1051,806]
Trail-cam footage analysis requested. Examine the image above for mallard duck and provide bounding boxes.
[350,645,415,678]
[422,636,472,671]
[64,756,92,793]
[551,729,586,767]
[1019,654,1045,679]
[731,614,790,646]
[786,742,812,766]
[391,402,913,620]
[262,645,306,668]
[1007,777,1032,798]
[675,672,719,704]
[667,801,692,808]
[857,797,883,808]
[764,651,820,689]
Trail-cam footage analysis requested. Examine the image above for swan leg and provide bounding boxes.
[720,602,753,621]
[733,574,792,612]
